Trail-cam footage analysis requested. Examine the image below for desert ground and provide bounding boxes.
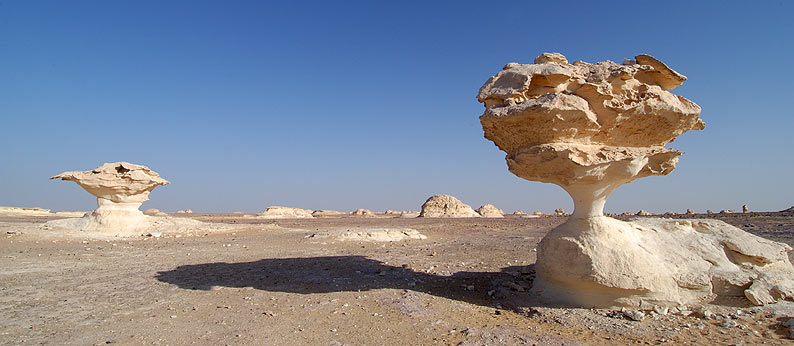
[2,210,794,346]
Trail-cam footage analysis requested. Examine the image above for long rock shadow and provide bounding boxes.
[155,256,536,309]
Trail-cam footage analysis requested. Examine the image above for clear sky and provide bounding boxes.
[1,1,792,214]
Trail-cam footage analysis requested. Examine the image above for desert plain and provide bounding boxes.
[2,208,794,346]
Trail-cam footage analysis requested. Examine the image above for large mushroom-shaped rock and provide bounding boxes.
[476,204,504,218]
[50,162,170,232]
[419,195,480,218]
[478,53,794,308]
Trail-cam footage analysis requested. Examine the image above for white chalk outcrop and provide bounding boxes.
[419,195,480,218]
[0,206,85,218]
[350,208,374,217]
[257,206,314,219]
[478,53,794,308]
[312,209,346,217]
[47,162,205,237]
[144,208,168,216]
[338,228,427,242]
[476,204,504,218]
[48,162,167,232]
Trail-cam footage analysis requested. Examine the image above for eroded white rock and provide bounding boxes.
[476,204,504,218]
[257,206,314,219]
[350,209,374,217]
[49,162,173,234]
[477,53,794,307]
[533,217,794,308]
[337,228,427,242]
[312,209,346,217]
[419,195,480,218]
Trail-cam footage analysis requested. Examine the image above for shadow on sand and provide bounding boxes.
[155,256,539,310]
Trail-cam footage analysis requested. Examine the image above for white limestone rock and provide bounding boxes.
[477,53,794,307]
[0,206,85,218]
[257,206,314,219]
[350,208,374,217]
[312,209,346,217]
[533,217,794,308]
[399,211,420,218]
[144,208,168,216]
[337,228,427,242]
[419,195,480,218]
[48,162,173,234]
[476,204,504,218]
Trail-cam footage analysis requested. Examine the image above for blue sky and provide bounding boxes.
[1,1,792,213]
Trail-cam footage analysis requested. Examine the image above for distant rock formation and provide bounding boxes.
[513,210,527,216]
[399,211,420,218]
[257,206,314,219]
[350,209,374,217]
[419,195,480,218]
[0,206,85,218]
[312,209,346,217]
[477,53,794,307]
[144,208,168,216]
[686,209,696,215]
[742,205,750,214]
[554,208,565,216]
[636,210,652,216]
[476,204,504,218]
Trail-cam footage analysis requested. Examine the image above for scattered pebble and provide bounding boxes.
[721,320,738,328]
[623,309,645,321]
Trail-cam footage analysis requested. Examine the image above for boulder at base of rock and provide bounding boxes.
[419,195,480,218]
[257,206,313,219]
[476,204,504,218]
[533,217,794,308]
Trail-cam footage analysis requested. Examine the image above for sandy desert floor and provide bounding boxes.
[2,211,794,345]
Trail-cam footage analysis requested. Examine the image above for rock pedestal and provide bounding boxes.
[477,53,794,307]
[50,162,170,233]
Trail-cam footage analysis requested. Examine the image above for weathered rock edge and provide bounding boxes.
[532,217,794,308]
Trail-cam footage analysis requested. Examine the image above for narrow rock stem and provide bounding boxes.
[563,184,619,219]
